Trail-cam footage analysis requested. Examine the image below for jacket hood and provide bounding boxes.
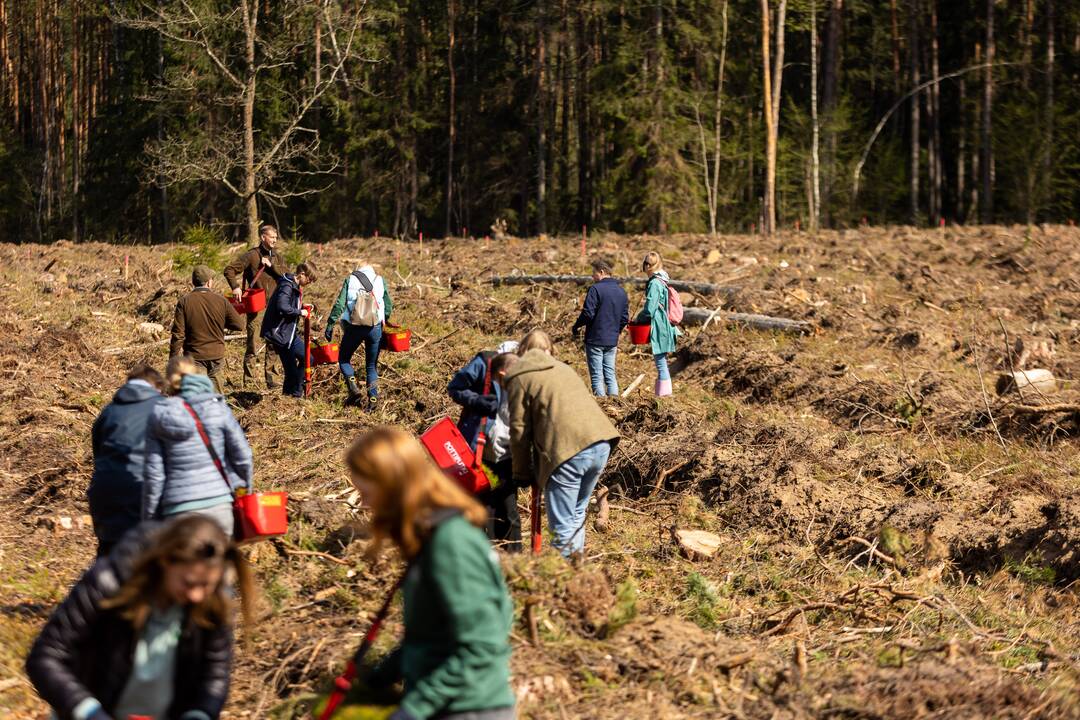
[112,379,162,404]
[504,349,555,383]
[151,395,219,441]
[651,270,671,281]
[495,340,519,355]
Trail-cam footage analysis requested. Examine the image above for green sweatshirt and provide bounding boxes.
[327,274,393,328]
[372,514,515,719]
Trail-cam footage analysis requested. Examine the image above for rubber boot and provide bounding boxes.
[344,376,363,406]
[656,379,672,397]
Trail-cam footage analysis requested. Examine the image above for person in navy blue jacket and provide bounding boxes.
[572,259,629,396]
[88,364,166,557]
[260,261,318,397]
[448,340,522,551]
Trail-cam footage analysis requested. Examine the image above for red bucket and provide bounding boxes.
[233,491,288,542]
[383,324,411,352]
[229,287,266,315]
[419,418,490,494]
[310,343,339,366]
[628,322,651,345]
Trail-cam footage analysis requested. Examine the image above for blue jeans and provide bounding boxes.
[544,441,611,556]
[585,344,618,396]
[654,353,670,381]
[273,334,306,397]
[339,323,382,398]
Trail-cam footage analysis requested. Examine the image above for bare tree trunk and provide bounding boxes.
[819,0,841,220]
[241,0,259,245]
[929,0,942,223]
[535,0,547,236]
[712,0,728,236]
[760,0,774,235]
[908,1,920,225]
[1021,0,1033,91]
[889,0,900,94]
[980,0,993,223]
[970,42,981,217]
[575,8,591,231]
[957,76,966,223]
[810,0,820,233]
[1041,0,1054,217]
[445,0,456,236]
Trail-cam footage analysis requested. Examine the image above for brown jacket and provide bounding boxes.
[505,350,620,489]
[223,245,286,299]
[170,288,245,360]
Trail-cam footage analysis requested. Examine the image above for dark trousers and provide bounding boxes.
[245,311,280,388]
[272,334,306,397]
[339,323,383,397]
[195,358,223,394]
[476,457,521,553]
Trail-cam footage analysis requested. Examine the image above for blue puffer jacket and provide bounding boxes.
[141,393,253,520]
[260,273,302,349]
[448,351,502,451]
[89,380,164,547]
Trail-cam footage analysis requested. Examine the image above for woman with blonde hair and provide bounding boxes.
[517,328,553,355]
[142,355,252,536]
[637,251,678,396]
[347,427,515,720]
[26,514,254,720]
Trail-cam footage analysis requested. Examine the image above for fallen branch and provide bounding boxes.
[1009,403,1080,415]
[762,602,841,637]
[491,274,738,296]
[684,308,813,334]
[621,373,647,397]
[842,536,898,566]
[284,548,352,566]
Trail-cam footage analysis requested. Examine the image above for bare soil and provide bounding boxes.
[1,225,1079,719]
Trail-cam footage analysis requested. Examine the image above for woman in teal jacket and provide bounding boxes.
[637,251,677,396]
[347,427,515,720]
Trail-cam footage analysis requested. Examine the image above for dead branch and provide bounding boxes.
[491,274,738,296]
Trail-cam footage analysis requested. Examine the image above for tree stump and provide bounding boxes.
[995,368,1056,397]
[673,529,723,560]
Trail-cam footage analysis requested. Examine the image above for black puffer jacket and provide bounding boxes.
[25,523,233,720]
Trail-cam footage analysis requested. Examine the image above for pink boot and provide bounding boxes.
[656,379,672,397]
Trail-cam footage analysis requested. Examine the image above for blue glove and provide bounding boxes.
[388,709,418,720]
[473,394,499,416]
[324,324,334,342]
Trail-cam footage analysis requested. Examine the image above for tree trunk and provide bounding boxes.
[810,0,820,233]
[712,0,728,237]
[1041,0,1054,216]
[819,0,841,219]
[889,0,900,94]
[535,0,547,236]
[908,1,919,225]
[929,0,942,224]
[980,0,993,223]
[760,0,776,235]
[241,0,259,245]
[575,8,592,231]
[957,76,966,223]
[445,0,456,237]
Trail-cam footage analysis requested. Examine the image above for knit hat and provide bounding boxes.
[192,265,214,287]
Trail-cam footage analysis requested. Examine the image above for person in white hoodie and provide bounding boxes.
[325,264,393,409]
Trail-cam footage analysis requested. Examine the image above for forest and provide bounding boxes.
[1,0,1078,244]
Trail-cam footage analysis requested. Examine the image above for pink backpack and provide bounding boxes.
[660,278,684,325]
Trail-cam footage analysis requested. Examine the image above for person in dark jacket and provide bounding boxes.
[447,340,521,552]
[222,223,287,390]
[572,259,629,396]
[88,364,166,558]
[347,427,515,720]
[25,515,255,720]
[170,265,245,394]
[260,261,318,398]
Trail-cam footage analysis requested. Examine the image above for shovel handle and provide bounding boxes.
[530,484,542,554]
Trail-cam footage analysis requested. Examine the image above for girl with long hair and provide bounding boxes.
[26,515,255,720]
[637,251,678,396]
[347,427,515,720]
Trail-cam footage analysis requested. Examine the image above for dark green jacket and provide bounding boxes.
[372,514,514,719]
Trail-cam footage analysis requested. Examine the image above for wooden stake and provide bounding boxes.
[621,373,646,397]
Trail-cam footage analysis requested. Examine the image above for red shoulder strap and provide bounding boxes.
[182,401,232,492]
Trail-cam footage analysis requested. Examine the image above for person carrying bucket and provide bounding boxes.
[637,251,679,397]
[25,515,255,720]
[571,259,629,397]
[260,261,319,399]
[493,349,619,558]
[324,263,393,410]
[142,356,253,536]
[448,339,521,552]
[223,223,287,390]
[345,427,515,720]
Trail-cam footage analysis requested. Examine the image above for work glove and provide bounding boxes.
[324,324,334,342]
[572,326,582,340]
[473,394,499,416]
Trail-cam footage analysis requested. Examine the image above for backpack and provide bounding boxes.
[659,277,684,325]
[349,271,381,326]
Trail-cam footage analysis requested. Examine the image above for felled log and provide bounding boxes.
[995,368,1056,397]
[490,274,738,296]
[672,528,723,560]
[683,307,813,334]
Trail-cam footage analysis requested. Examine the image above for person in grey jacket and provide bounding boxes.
[142,356,253,536]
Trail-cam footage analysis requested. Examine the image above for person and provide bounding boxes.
[571,259,629,396]
[223,223,287,390]
[493,349,620,557]
[88,364,166,558]
[347,427,515,720]
[324,263,392,409]
[637,251,678,397]
[260,261,318,399]
[142,356,252,536]
[516,328,553,356]
[447,340,521,552]
[170,265,245,394]
[25,515,254,720]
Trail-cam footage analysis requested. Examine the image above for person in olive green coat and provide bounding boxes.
[636,251,678,396]
[347,427,515,720]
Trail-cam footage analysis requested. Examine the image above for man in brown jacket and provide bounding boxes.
[223,223,287,389]
[494,349,620,556]
[170,265,245,393]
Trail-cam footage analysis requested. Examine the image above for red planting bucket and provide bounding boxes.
[233,491,288,541]
[310,343,339,366]
[383,324,411,352]
[420,418,490,494]
[628,322,651,345]
[229,287,266,315]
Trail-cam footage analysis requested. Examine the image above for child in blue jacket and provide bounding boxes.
[261,261,318,397]
[572,259,629,396]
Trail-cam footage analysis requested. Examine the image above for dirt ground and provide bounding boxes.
[1,225,1079,719]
